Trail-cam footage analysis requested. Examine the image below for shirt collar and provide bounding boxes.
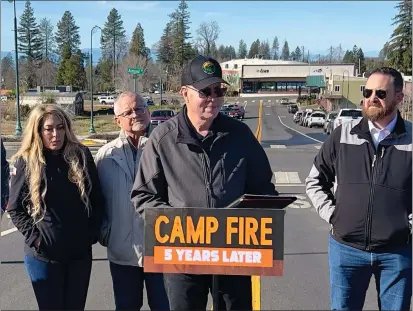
[368,113,398,135]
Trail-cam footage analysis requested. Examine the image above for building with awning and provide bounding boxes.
[220,58,355,97]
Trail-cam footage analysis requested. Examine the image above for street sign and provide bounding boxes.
[127,67,144,75]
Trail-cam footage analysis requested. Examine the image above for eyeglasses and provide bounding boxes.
[363,88,387,100]
[187,86,227,99]
[116,107,146,118]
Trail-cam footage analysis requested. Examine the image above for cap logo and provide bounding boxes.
[202,61,216,75]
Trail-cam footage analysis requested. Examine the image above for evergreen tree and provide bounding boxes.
[293,46,302,61]
[18,0,42,61]
[129,23,148,58]
[38,17,56,62]
[248,39,260,58]
[238,40,247,58]
[281,40,290,60]
[271,36,279,60]
[386,0,412,75]
[100,8,126,88]
[169,0,193,67]
[55,11,81,56]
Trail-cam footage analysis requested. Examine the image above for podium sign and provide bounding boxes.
[143,207,285,276]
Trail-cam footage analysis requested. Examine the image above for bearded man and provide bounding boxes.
[306,67,412,311]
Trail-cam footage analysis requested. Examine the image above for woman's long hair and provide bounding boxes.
[11,105,92,223]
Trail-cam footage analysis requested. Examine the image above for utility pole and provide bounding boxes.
[90,25,102,134]
[9,0,22,136]
[113,26,116,90]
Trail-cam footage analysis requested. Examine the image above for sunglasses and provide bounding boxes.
[188,86,227,98]
[363,88,387,100]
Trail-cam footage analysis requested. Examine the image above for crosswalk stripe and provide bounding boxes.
[270,145,286,149]
[274,171,302,184]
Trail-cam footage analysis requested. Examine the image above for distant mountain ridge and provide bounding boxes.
[1,48,158,63]
[1,49,379,63]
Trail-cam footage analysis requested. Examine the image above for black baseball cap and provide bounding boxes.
[181,55,229,90]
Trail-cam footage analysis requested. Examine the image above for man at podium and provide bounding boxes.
[131,55,278,310]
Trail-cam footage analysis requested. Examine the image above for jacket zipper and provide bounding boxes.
[365,147,385,251]
[200,151,212,208]
[365,154,376,251]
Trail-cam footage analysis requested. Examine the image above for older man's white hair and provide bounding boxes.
[114,91,147,116]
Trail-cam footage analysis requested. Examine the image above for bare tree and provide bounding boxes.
[195,21,220,57]
[36,61,57,87]
[115,53,154,92]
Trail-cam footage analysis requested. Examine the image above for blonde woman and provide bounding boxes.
[7,105,104,310]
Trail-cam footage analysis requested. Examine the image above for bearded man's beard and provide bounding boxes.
[362,101,397,122]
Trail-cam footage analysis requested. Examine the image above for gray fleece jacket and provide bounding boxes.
[131,106,277,215]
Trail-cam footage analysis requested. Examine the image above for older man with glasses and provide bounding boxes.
[95,91,169,311]
[131,55,278,310]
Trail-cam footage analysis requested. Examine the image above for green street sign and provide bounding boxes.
[127,67,144,75]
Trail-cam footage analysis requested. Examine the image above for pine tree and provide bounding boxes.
[169,0,193,67]
[130,23,148,58]
[38,17,56,62]
[281,40,290,60]
[18,0,42,61]
[238,40,247,58]
[157,21,175,65]
[271,37,279,60]
[55,11,81,56]
[293,46,302,61]
[100,8,126,88]
[386,0,412,75]
[248,40,260,58]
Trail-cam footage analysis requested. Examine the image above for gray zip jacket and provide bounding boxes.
[95,130,147,267]
[131,107,277,215]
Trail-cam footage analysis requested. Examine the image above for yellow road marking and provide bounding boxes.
[211,101,263,310]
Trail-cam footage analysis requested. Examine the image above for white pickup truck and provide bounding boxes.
[332,108,363,131]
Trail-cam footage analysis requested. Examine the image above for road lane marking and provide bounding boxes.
[277,116,324,144]
[1,227,18,236]
[274,172,302,184]
[288,194,312,209]
[252,100,262,311]
[270,145,286,149]
[265,113,271,115]
[315,145,322,149]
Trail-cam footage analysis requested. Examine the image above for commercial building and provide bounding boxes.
[220,58,355,97]
[319,75,367,111]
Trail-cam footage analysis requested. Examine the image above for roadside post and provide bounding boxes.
[127,67,144,92]
[143,194,296,310]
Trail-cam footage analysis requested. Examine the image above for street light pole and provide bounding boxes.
[10,0,22,136]
[89,25,102,135]
[343,70,350,109]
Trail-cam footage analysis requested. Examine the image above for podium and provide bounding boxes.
[143,195,296,309]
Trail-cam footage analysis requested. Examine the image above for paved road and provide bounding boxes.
[1,97,380,310]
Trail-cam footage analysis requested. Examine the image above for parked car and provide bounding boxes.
[150,109,175,126]
[306,111,326,128]
[288,104,298,114]
[324,111,338,134]
[293,111,303,123]
[280,98,289,105]
[98,95,116,105]
[228,105,245,119]
[220,106,231,116]
[332,108,363,132]
[300,110,313,126]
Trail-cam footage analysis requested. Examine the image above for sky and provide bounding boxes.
[0,1,399,56]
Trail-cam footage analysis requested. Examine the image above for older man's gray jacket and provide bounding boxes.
[131,106,277,215]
